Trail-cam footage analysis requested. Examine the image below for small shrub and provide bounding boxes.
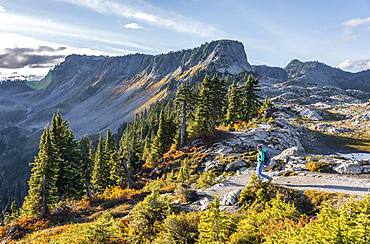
[198,199,237,244]
[126,191,172,243]
[98,186,141,201]
[84,212,123,243]
[239,175,313,213]
[229,195,300,243]
[306,161,329,172]
[196,171,218,189]
[154,212,200,243]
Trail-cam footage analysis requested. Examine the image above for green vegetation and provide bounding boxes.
[7,73,367,243]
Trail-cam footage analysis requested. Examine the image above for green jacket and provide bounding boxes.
[257,148,266,165]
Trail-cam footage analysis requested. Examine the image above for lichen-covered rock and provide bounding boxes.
[221,189,241,206]
[225,160,247,172]
[333,161,363,174]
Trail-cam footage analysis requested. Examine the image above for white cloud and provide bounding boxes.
[0,12,158,52]
[59,0,218,37]
[338,59,370,71]
[124,22,145,30]
[342,17,370,28]
[0,32,132,80]
[0,5,6,13]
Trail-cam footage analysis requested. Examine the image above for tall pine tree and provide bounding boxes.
[225,81,239,124]
[21,128,58,217]
[150,109,167,162]
[49,112,82,199]
[79,137,93,200]
[91,135,109,193]
[239,75,262,120]
[174,82,194,147]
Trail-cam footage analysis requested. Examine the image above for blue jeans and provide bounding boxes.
[256,163,272,181]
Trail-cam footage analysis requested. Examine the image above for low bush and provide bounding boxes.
[239,175,313,213]
[154,212,200,243]
[196,171,218,189]
[125,191,172,243]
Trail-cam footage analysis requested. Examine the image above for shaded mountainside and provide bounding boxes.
[0,40,252,205]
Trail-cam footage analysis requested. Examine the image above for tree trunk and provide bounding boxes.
[41,174,49,217]
[121,159,134,188]
[85,181,93,201]
[179,106,186,147]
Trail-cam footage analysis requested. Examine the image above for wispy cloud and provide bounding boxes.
[59,0,219,37]
[124,22,145,30]
[0,5,6,13]
[342,17,370,28]
[338,59,370,71]
[0,46,65,69]
[0,12,159,52]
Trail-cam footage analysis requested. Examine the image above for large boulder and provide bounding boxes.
[221,189,241,206]
[204,159,223,172]
[225,160,247,172]
[299,108,323,120]
[333,161,363,174]
[273,146,305,163]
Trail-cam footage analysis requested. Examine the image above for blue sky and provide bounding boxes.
[1,0,370,79]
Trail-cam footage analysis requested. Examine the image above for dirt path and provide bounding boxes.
[199,170,370,199]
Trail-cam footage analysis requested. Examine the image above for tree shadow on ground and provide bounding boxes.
[303,129,370,155]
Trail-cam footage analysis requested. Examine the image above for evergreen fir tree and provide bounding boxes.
[174,82,193,147]
[177,159,190,185]
[239,75,262,120]
[79,137,93,200]
[49,112,82,199]
[198,198,235,243]
[21,128,58,217]
[141,135,150,162]
[150,110,167,161]
[104,129,117,186]
[212,76,227,125]
[225,81,239,124]
[109,151,121,186]
[91,135,109,193]
[190,76,214,136]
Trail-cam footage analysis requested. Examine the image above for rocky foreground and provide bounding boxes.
[172,102,370,211]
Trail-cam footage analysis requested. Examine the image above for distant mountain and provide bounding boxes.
[283,59,370,92]
[0,40,252,204]
[252,65,288,81]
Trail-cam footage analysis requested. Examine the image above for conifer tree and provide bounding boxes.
[21,128,58,217]
[79,137,93,200]
[225,81,239,124]
[104,129,116,157]
[190,76,214,136]
[239,75,262,120]
[91,135,109,193]
[177,159,190,185]
[212,76,227,126]
[141,135,150,162]
[174,82,193,147]
[49,112,82,199]
[109,151,121,186]
[198,198,236,243]
[104,129,117,186]
[150,110,167,161]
